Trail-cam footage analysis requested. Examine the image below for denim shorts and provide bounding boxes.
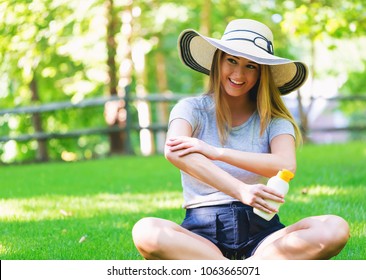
[181,201,285,259]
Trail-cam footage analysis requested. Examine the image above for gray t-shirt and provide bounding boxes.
[169,94,295,209]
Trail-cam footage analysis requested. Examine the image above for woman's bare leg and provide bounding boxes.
[251,215,350,260]
[132,217,227,260]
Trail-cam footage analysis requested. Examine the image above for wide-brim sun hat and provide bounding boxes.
[178,19,308,95]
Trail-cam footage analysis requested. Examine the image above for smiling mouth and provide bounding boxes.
[229,78,245,85]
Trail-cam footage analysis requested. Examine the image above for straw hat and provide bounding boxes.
[178,19,308,95]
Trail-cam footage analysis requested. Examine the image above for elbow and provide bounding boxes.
[288,165,296,176]
[270,163,296,179]
[164,146,173,161]
[164,145,180,165]
[164,148,174,162]
[272,159,296,177]
[284,161,296,175]
[164,146,194,173]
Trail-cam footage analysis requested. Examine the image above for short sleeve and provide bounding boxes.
[268,118,295,142]
[168,97,198,131]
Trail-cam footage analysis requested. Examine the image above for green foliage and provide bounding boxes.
[337,60,366,141]
[0,0,110,163]
[1,0,366,162]
[0,142,365,260]
[339,61,366,96]
[277,0,365,39]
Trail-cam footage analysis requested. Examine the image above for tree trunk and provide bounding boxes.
[297,37,316,143]
[135,46,154,155]
[201,0,211,88]
[155,50,169,154]
[104,0,128,154]
[200,0,211,35]
[30,78,49,162]
[296,89,309,142]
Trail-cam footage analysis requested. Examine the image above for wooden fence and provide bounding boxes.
[0,93,193,143]
[305,96,366,132]
[0,93,192,159]
[0,93,365,159]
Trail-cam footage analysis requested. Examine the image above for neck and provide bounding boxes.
[224,94,256,126]
[225,94,255,113]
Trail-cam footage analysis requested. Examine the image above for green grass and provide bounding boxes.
[0,141,365,260]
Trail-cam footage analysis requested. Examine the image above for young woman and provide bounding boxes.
[132,19,349,260]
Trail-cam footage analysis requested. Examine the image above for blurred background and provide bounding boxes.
[0,0,365,164]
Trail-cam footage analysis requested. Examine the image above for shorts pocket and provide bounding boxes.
[181,213,217,240]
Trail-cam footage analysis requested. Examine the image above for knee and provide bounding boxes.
[132,218,158,252]
[326,215,350,245]
[132,217,165,259]
[320,215,350,256]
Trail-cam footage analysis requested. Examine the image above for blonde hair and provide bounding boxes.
[206,50,302,147]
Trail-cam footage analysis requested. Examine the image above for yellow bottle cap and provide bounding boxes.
[278,169,294,182]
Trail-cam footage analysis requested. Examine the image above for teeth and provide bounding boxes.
[230,78,244,85]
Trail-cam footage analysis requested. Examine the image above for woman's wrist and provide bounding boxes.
[213,147,224,160]
[235,182,250,204]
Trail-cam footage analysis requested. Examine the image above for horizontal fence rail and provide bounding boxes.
[0,94,193,143]
[0,94,365,144]
[0,124,168,142]
[0,94,191,116]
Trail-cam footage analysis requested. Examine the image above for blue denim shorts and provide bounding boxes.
[181,201,285,259]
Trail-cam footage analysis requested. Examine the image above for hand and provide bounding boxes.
[166,136,221,160]
[240,183,285,214]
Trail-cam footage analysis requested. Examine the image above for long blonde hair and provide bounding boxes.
[206,49,302,147]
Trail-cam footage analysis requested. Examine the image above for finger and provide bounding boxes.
[254,194,281,212]
[168,136,189,142]
[253,203,273,214]
[166,138,183,146]
[263,192,285,203]
[254,200,278,214]
[264,187,285,198]
[251,185,283,202]
[169,143,191,151]
[263,202,279,213]
[178,149,193,157]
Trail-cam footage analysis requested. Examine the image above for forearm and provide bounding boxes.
[167,133,296,178]
[165,149,246,201]
[216,148,296,178]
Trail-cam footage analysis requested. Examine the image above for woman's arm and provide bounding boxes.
[167,134,296,178]
[216,134,296,177]
[165,118,285,213]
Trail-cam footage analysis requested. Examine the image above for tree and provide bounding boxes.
[274,0,366,140]
[1,0,365,162]
[104,0,130,154]
[0,0,109,162]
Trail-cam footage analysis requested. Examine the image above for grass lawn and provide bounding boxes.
[0,141,365,260]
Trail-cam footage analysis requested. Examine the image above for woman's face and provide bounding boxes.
[220,53,260,98]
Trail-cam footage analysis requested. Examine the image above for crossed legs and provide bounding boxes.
[132,215,349,260]
[251,215,350,259]
[132,217,226,260]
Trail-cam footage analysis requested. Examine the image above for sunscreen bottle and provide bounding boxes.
[253,169,294,221]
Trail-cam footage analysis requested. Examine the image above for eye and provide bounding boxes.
[227,57,237,64]
[247,64,258,70]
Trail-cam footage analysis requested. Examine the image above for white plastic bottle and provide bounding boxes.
[253,169,294,221]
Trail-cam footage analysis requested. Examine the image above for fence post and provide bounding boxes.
[124,85,134,154]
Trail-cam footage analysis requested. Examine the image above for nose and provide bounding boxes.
[233,66,246,79]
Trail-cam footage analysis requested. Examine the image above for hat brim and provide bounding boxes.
[178,29,308,95]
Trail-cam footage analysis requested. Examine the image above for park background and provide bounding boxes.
[0,0,365,260]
